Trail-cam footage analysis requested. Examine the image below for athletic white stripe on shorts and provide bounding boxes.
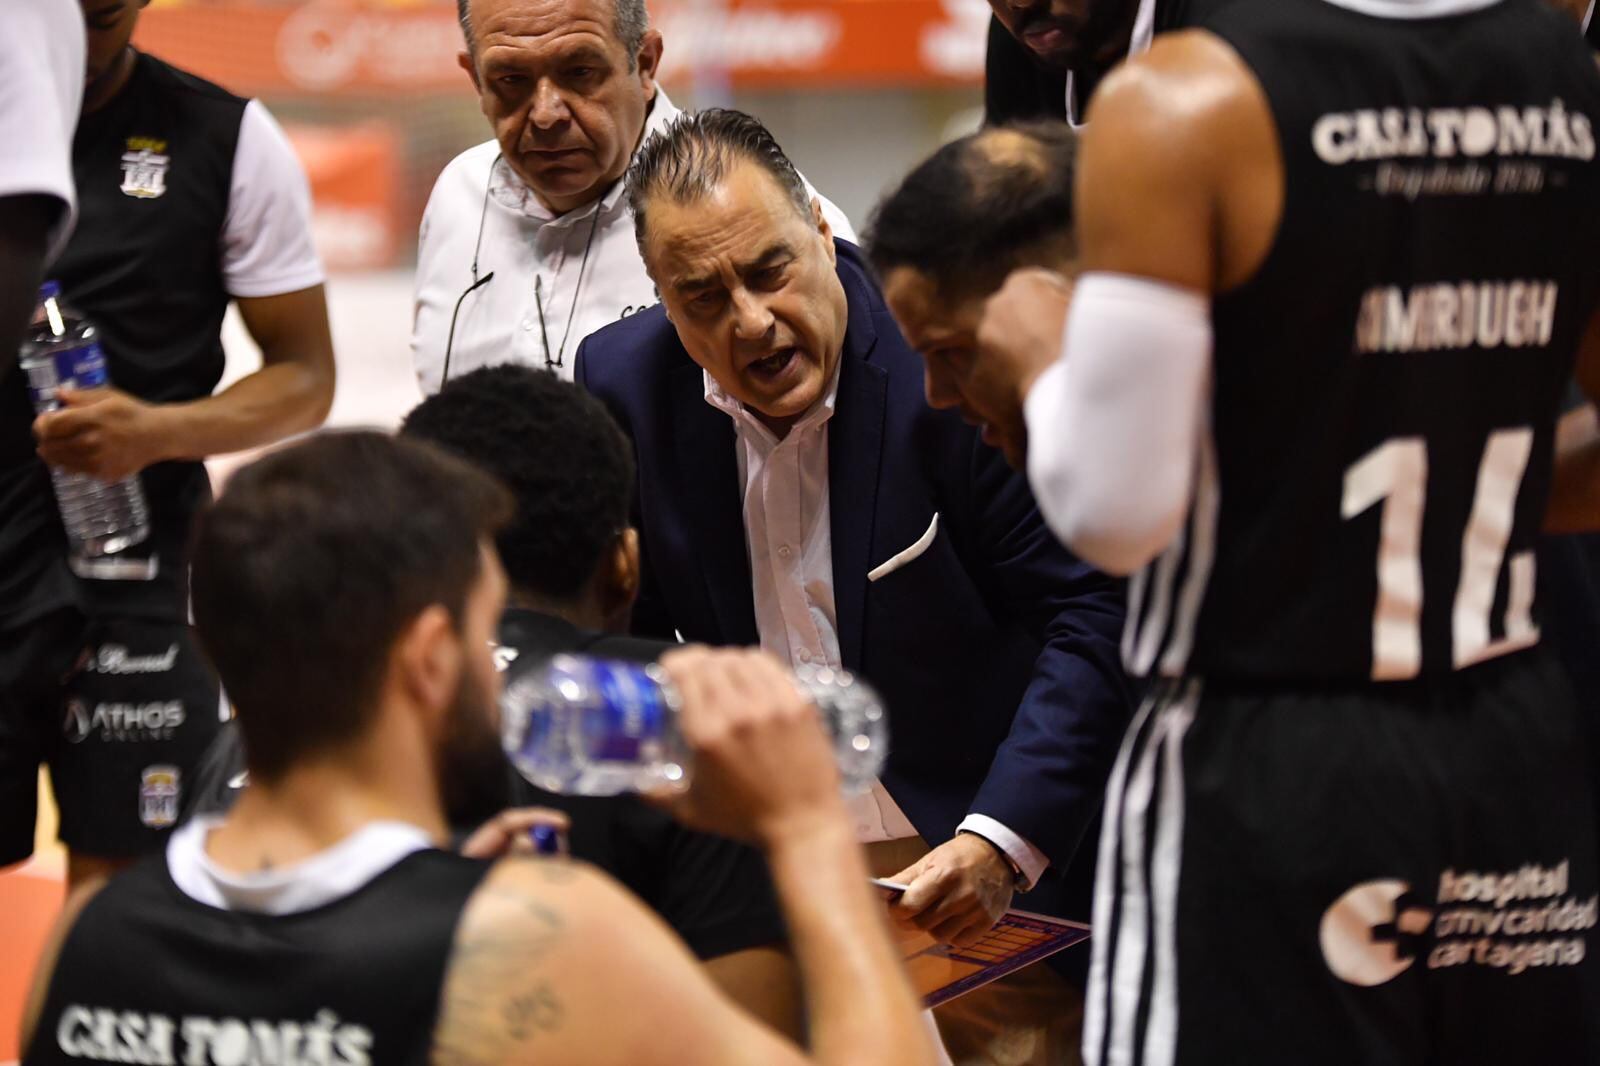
[1085,682,1200,1066]
[1107,705,1166,1063]
[1142,683,1198,1066]
[1084,694,1159,1066]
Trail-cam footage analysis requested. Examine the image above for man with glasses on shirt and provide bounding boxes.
[410,0,853,393]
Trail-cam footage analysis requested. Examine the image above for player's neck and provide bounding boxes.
[83,47,138,115]
[506,584,620,634]
[205,744,449,875]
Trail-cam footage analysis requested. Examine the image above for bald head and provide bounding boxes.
[865,121,1077,302]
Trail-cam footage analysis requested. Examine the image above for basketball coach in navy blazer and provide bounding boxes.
[575,110,1131,1058]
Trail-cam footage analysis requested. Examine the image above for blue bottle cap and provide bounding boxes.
[38,280,61,301]
[530,824,564,856]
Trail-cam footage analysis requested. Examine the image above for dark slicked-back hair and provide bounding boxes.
[400,366,635,604]
[628,108,813,256]
[865,121,1078,300]
[190,431,511,783]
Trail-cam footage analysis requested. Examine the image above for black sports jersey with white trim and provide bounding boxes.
[0,53,246,627]
[24,845,490,1066]
[1125,0,1600,682]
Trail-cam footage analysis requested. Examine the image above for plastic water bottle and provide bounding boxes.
[19,282,150,563]
[503,655,888,797]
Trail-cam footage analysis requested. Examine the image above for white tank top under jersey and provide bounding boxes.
[166,816,433,916]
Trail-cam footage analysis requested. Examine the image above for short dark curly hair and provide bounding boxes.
[628,108,813,257]
[400,366,635,602]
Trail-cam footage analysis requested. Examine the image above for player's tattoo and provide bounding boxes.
[502,983,563,1041]
[432,872,573,1065]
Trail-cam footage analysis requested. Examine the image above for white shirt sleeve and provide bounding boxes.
[957,814,1052,890]
[0,0,85,262]
[220,100,325,299]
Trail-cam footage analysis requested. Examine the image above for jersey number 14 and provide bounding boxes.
[1342,428,1539,680]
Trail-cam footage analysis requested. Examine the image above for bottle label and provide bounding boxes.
[24,342,109,411]
[584,660,669,761]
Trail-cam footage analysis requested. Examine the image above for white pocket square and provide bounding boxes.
[868,513,939,583]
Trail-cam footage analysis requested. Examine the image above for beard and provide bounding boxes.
[436,666,516,832]
[1018,0,1142,72]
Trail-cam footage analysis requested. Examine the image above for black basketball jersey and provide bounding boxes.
[0,52,246,627]
[1124,0,1600,683]
[24,847,489,1066]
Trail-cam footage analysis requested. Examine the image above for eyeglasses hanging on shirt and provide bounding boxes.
[441,153,604,387]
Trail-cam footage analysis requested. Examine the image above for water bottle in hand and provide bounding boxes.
[19,282,150,564]
[502,655,888,797]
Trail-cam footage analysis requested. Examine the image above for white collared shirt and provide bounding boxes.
[702,368,1049,887]
[411,91,855,394]
[703,366,919,845]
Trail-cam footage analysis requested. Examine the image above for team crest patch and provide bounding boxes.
[139,764,181,828]
[120,136,169,199]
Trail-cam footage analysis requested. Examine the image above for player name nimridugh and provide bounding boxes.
[1355,280,1558,355]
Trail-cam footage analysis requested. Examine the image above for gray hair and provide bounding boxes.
[457,0,649,69]
[628,109,813,256]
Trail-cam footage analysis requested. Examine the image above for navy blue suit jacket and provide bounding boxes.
[576,240,1133,918]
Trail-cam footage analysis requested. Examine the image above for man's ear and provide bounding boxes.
[394,604,460,732]
[458,51,482,93]
[600,529,642,632]
[813,198,837,265]
[616,528,641,600]
[636,29,665,101]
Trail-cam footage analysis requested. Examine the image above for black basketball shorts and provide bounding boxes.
[1085,650,1600,1066]
[0,610,223,865]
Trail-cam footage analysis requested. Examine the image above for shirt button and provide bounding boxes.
[777,545,792,559]
[521,318,535,332]
[797,650,812,664]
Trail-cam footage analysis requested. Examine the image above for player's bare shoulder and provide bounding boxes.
[1087,30,1266,144]
[432,857,613,1066]
[1086,29,1282,291]
[1074,28,1281,290]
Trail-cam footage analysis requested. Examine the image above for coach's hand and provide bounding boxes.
[459,807,571,860]
[889,834,1014,948]
[34,386,172,482]
[975,266,1074,400]
[652,646,845,846]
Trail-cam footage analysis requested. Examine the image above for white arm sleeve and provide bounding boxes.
[1023,273,1212,576]
[0,0,85,261]
[220,100,325,298]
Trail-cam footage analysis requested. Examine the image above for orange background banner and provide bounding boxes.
[133,0,988,95]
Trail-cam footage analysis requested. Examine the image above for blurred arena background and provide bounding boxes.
[0,1,985,1057]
